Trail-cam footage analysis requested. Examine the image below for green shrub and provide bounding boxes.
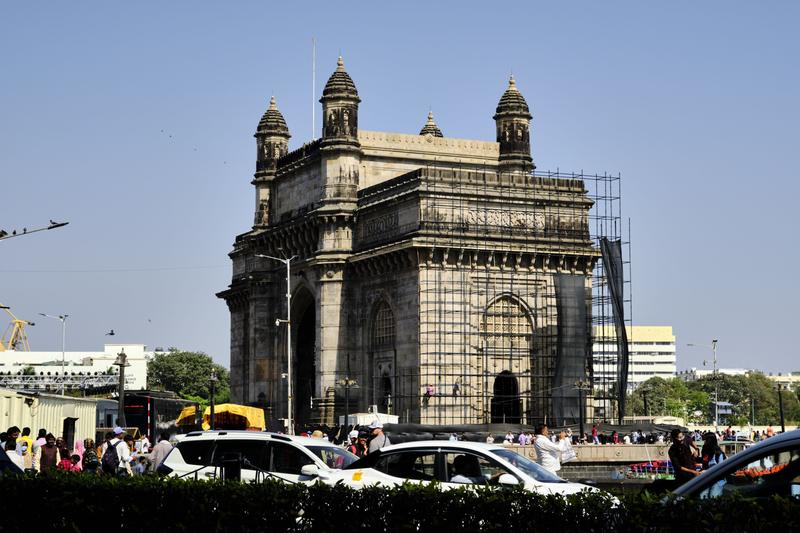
[0,473,798,532]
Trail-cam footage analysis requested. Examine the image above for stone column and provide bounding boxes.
[316,266,346,425]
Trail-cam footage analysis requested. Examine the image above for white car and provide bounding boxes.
[158,430,357,483]
[303,440,603,496]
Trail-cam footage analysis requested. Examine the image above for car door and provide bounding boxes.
[267,441,318,484]
[211,438,270,482]
[168,439,216,480]
[353,449,439,487]
[691,441,800,499]
[440,450,517,490]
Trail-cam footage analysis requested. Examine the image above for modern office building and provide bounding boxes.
[593,325,676,392]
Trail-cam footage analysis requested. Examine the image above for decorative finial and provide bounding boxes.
[336,56,344,71]
[508,75,517,90]
[269,95,277,110]
[419,110,443,137]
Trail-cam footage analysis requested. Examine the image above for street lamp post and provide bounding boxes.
[777,385,786,434]
[39,312,68,395]
[113,348,130,427]
[210,371,218,430]
[574,380,591,443]
[687,339,719,430]
[338,377,359,426]
[255,253,297,435]
[0,220,69,242]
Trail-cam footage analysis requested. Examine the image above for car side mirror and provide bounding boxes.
[300,464,320,477]
[498,473,519,486]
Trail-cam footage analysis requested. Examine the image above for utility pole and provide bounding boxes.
[113,349,129,427]
[687,339,719,430]
[643,391,649,418]
[777,385,786,433]
[712,339,718,431]
[210,371,218,430]
[39,313,68,395]
[256,253,297,435]
[574,380,591,443]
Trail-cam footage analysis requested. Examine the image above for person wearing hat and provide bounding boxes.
[103,426,132,476]
[345,429,360,456]
[367,420,390,454]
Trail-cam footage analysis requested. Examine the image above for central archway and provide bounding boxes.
[491,371,521,423]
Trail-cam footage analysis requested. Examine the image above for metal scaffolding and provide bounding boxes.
[349,165,628,426]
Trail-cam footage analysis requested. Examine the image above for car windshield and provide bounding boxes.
[306,445,358,469]
[491,448,565,483]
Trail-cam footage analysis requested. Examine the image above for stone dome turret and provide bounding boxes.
[256,96,290,138]
[321,56,360,101]
[493,76,534,173]
[419,111,443,137]
[493,76,532,120]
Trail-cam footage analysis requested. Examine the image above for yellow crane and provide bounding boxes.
[0,303,34,351]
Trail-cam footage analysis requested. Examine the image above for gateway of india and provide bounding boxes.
[218,57,604,428]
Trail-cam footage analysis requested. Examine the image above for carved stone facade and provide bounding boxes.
[218,59,599,428]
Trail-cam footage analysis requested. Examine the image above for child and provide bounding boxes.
[57,454,78,472]
[133,455,148,475]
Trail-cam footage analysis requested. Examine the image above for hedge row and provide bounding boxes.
[0,473,798,532]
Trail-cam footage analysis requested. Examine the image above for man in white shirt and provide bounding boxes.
[367,420,390,454]
[148,432,174,470]
[533,424,564,473]
[105,426,132,476]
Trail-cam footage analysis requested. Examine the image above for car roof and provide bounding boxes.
[377,440,503,453]
[180,430,340,447]
[673,429,800,496]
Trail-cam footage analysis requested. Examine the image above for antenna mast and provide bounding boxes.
[312,37,316,140]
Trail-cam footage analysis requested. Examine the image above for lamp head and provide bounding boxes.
[113,349,130,367]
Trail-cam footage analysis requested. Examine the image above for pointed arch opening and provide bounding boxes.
[481,294,533,424]
[292,287,316,427]
[370,300,396,414]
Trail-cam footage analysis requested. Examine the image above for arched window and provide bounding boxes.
[482,296,532,353]
[372,301,395,349]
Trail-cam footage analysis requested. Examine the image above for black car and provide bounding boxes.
[672,429,800,499]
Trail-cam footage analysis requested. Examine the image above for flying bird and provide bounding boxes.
[106,329,115,336]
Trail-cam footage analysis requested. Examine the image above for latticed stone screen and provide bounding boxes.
[483,296,532,354]
[372,301,395,348]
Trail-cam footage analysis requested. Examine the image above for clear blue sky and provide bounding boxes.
[2,2,798,372]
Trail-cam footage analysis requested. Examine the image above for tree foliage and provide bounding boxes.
[626,374,800,425]
[686,372,800,426]
[147,348,230,404]
[627,377,709,423]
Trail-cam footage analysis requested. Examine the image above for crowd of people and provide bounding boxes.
[667,428,729,489]
[1,425,174,477]
[4,418,785,482]
[302,419,391,459]
[487,423,784,448]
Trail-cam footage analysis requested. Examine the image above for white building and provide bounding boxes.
[677,367,751,381]
[0,344,151,392]
[766,372,800,389]
[593,326,677,392]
